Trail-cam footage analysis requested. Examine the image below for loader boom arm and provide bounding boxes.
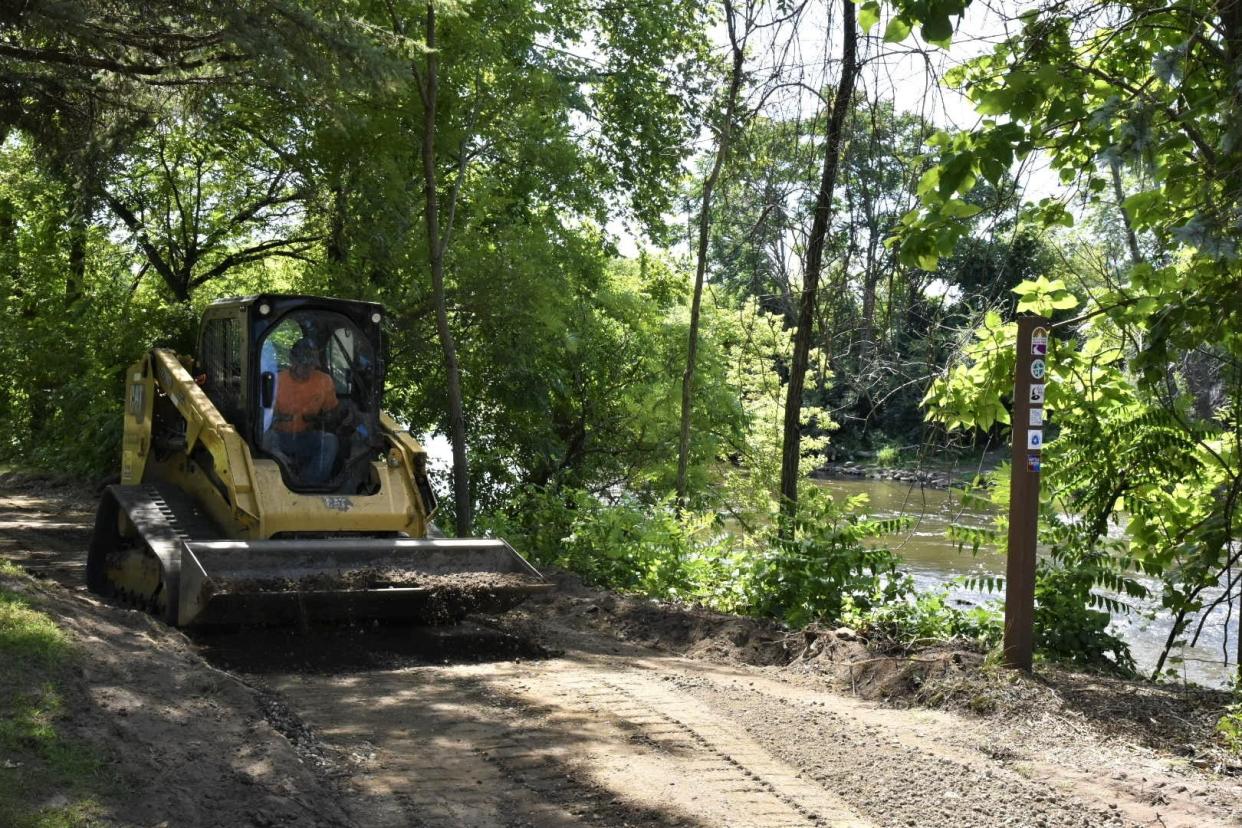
[123,348,262,527]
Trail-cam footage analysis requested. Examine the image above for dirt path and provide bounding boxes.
[3,480,1241,828]
[231,632,1237,828]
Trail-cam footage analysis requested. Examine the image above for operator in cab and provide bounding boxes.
[272,337,339,483]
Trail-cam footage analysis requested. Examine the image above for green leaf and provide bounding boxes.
[883,16,912,42]
[976,90,1011,116]
[922,14,953,45]
[938,152,976,198]
[979,156,1005,185]
[858,1,881,33]
[916,167,941,199]
[1013,276,1080,315]
[940,199,983,219]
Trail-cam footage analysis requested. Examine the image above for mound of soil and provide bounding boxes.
[514,567,797,666]
[0,468,102,507]
[516,567,983,695]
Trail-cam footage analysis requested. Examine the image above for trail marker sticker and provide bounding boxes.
[1029,408,1044,426]
[1030,358,1046,380]
[1029,384,1046,404]
[1032,327,1048,356]
[1027,453,1041,472]
[1027,430,1043,450]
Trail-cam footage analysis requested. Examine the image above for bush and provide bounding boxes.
[875,445,900,466]
[743,487,910,627]
[485,483,1004,651]
[1034,562,1135,674]
[844,585,1002,648]
[489,483,959,629]
[1218,702,1242,754]
[479,485,749,609]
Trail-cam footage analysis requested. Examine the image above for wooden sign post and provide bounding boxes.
[1004,315,1049,671]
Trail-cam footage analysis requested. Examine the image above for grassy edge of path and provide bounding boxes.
[0,559,110,828]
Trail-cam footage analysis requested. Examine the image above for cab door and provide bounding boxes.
[197,307,249,430]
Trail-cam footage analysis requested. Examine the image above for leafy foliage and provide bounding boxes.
[842,587,1002,649]
[927,274,1239,674]
[746,487,910,626]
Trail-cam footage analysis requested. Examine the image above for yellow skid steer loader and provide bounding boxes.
[88,294,548,626]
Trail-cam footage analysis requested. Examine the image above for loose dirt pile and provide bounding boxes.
[509,567,985,693]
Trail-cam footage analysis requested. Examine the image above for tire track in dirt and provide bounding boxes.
[655,665,1234,828]
[270,649,1242,828]
[574,672,866,826]
[269,660,872,828]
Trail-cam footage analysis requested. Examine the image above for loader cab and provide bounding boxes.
[198,295,386,494]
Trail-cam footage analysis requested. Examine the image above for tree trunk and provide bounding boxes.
[66,192,86,307]
[419,3,472,536]
[1109,160,1142,266]
[778,0,857,531]
[676,0,745,508]
[0,196,17,293]
[327,181,349,267]
[1222,0,1242,107]
[0,196,16,422]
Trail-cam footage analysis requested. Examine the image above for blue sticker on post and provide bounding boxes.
[1027,452,1041,473]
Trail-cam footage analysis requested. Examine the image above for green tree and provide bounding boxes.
[885,0,1242,673]
[307,0,713,527]
[779,0,859,531]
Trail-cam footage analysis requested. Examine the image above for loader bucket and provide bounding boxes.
[176,538,552,627]
[88,486,551,628]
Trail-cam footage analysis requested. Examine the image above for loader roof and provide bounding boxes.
[206,293,385,315]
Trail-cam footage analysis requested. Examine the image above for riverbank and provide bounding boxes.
[811,448,1003,490]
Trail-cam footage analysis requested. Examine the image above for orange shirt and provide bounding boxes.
[273,369,338,432]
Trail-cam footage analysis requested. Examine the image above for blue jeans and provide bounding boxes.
[277,431,338,484]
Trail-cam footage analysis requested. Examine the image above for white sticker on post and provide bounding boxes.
[1029,408,1044,427]
[1027,429,1044,450]
[1029,384,1045,404]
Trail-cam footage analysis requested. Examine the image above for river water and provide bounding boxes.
[816,477,1238,688]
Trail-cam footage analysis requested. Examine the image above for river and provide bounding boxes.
[816,477,1238,688]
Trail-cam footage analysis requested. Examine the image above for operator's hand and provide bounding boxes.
[316,401,354,432]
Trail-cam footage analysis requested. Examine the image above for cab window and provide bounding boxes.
[257,310,380,490]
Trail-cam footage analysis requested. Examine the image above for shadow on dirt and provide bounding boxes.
[192,619,554,674]
[1035,669,1235,768]
[268,661,730,827]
